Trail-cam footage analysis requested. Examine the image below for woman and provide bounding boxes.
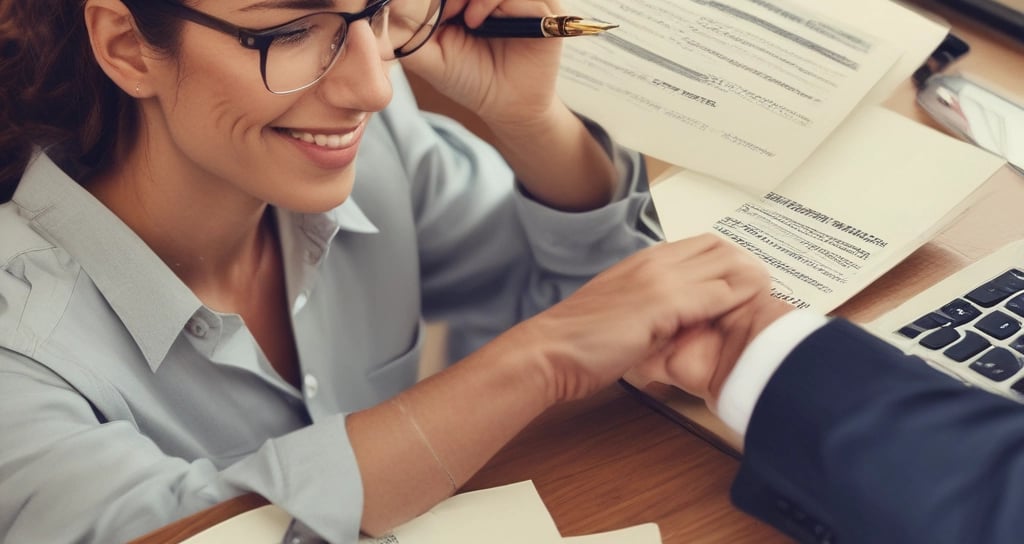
[0,0,768,542]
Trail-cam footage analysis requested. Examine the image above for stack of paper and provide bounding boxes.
[557,0,1007,313]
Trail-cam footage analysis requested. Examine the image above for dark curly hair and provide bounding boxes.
[0,0,188,202]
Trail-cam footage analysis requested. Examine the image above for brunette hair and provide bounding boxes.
[0,0,187,202]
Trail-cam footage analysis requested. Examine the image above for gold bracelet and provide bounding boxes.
[393,396,457,494]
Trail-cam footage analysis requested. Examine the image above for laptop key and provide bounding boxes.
[998,269,1024,292]
[919,326,959,350]
[1012,376,1024,396]
[898,312,954,338]
[943,331,991,362]
[898,326,923,339]
[965,270,1024,307]
[1006,293,1024,318]
[969,347,1023,382]
[940,298,982,325]
[975,310,1022,340]
[1011,335,1024,357]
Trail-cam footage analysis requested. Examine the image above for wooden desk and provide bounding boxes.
[133,2,1024,543]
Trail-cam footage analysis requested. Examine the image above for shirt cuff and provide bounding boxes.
[220,412,363,543]
[716,310,829,437]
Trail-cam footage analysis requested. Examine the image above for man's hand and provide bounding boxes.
[634,288,795,407]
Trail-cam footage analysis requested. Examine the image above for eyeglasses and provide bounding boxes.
[152,0,445,94]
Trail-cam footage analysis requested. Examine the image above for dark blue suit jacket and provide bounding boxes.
[732,319,1024,543]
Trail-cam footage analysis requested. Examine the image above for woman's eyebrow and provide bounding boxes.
[240,0,336,12]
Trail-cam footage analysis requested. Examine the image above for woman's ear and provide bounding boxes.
[83,0,154,97]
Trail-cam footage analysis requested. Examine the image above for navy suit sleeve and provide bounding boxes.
[732,318,1024,544]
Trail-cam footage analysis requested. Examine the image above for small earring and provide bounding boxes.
[134,83,142,96]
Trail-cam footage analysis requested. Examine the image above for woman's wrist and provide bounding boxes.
[484,102,619,211]
[487,320,568,408]
[481,100,572,145]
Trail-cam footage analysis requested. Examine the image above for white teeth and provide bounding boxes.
[287,129,356,149]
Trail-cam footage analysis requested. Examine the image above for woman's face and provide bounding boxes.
[144,0,394,213]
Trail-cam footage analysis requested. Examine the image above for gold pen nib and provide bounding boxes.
[543,16,619,37]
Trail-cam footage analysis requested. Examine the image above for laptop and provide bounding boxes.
[867,238,1024,401]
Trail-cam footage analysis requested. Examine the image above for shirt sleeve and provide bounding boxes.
[0,350,361,544]
[380,69,660,363]
[716,310,830,437]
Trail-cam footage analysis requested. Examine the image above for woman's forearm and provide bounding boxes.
[486,102,619,212]
[347,323,554,536]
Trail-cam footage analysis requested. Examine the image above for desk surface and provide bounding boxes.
[133,2,1024,543]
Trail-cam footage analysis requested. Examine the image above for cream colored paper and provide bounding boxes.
[180,504,291,544]
[651,107,1007,312]
[360,481,563,544]
[557,0,947,193]
[179,481,661,544]
[562,523,662,543]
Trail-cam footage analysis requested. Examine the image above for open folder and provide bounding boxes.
[556,0,1008,453]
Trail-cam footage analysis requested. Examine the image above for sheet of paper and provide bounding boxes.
[359,481,563,544]
[180,504,290,544]
[842,0,948,105]
[558,0,904,192]
[179,481,659,544]
[651,107,1007,311]
[562,523,662,543]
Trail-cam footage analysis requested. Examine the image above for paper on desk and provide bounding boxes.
[651,107,1007,312]
[359,481,563,544]
[180,481,660,544]
[180,504,290,544]
[361,481,662,544]
[563,523,662,543]
[557,0,946,193]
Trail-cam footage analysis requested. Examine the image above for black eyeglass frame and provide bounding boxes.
[151,0,445,94]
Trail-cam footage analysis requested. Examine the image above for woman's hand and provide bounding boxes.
[634,289,794,407]
[399,0,566,128]
[511,234,774,404]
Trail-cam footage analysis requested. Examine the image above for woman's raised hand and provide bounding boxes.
[398,0,568,127]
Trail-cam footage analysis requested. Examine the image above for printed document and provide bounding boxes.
[651,107,1006,311]
[559,0,906,192]
[557,0,997,313]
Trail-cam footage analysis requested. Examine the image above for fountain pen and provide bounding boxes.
[462,15,618,38]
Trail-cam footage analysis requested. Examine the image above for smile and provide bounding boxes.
[284,129,360,149]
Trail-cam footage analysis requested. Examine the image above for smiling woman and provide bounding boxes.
[0,0,772,543]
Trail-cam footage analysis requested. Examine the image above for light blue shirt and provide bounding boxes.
[0,71,657,544]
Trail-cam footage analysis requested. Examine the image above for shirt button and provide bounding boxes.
[186,318,209,338]
[292,292,309,314]
[303,374,319,399]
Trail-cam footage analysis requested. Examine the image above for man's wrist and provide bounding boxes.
[715,310,830,437]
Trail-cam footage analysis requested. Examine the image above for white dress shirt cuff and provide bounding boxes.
[716,310,830,437]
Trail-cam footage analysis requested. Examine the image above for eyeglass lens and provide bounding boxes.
[265,0,442,93]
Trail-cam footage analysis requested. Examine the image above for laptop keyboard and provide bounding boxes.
[895,268,1024,398]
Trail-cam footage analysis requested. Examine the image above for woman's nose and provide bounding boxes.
[315,19,394,112]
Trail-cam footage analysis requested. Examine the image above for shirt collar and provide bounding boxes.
[13,151,379,371]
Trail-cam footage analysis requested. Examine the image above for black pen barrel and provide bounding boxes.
[468,17,546,38]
